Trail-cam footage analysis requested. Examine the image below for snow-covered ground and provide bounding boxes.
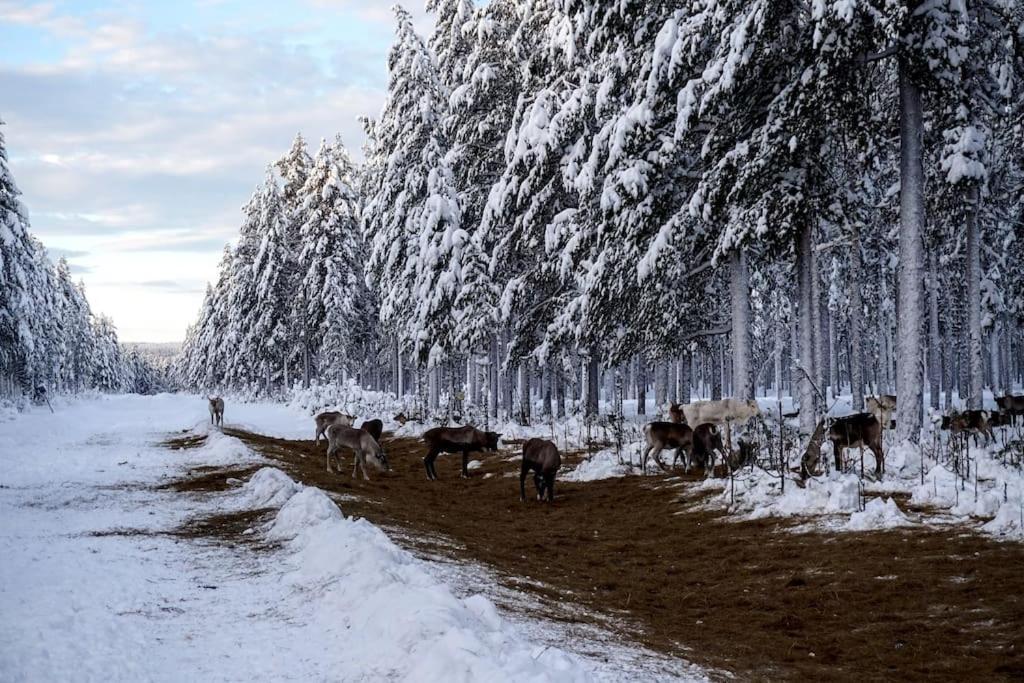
[0,394,705,682]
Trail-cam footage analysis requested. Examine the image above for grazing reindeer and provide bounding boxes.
[667,402,685,424]
[360,418,384,442]
[692,423,726,477]
[422,426,501,480]
[942,410,994,447]
[208,396,224,427]
[995,395,1024,427]
[642,422,693,472]
[520,438,561,502]
[393,412,409,426]
[325,424,389,480]
[314,411,355,445]
[866,394,897,429]
[828,413,884,476]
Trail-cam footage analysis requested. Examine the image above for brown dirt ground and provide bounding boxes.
[174,428,1024,681]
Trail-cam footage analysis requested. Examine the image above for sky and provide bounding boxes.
[0,0,434,342]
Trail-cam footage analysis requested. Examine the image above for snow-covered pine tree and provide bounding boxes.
[364,6,448,362]
[274,133,312,384]
[427,0,476,90]
[250,167,291,393]
[299,136,373,382]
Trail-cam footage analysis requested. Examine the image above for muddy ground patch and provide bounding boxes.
[168,428,1024,681]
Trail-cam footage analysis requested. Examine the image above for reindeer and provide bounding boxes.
[828,413,884,477]
[422,426,502,480]
[208,396,224,427]
[360,418,384,442]
[680,398,761,456]
[680,399,761,427]
[667,402,685,424]
[325,424,389,480]
[692,423,726,477]
[995,395,1024,427]
[642,422,693,472]
[942,410,994,447]
[866,394,897,430]
[520,438,561,502]
[314,411,355,446]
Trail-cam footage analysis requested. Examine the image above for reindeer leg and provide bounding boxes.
[546,475,555,502]
[360,451,370,481]
[351,449,359,479]
[534,472,543,500]
[650,444,668,472]
[520,463,528,502]
[641,445,652,473]
[424,448,438,481]
[461,450,470,478]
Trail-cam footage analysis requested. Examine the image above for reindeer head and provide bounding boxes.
[484,431,502,451]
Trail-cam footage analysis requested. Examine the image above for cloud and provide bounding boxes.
[134,279,207,294]
[0,0,433,341]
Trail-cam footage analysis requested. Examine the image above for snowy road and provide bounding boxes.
[0,394,701,682]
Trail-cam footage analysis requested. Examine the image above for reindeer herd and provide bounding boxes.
[205,391,1024,504]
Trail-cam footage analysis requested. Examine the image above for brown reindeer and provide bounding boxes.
[829,413,884,476]
[942,410,994,447]
[692,423,726,476]
[422,426,501,480]
[520,438,561,502]
[314,411,355,445]
[325,424,389,480]
[995,395,1024,427]
[642,421,693,472]
[208,396,224,427]
[360,418,383,442]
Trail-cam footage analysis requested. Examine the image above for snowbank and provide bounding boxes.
[845,497,912,531]
[236,467,590,681]
[711,470,861,520]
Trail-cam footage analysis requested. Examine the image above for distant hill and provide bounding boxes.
[123,342,182,363]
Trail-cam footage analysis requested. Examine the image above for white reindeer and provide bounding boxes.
[325,424,389,481]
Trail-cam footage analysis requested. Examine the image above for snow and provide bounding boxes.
[0,393,704,681]
[845,497,912,531]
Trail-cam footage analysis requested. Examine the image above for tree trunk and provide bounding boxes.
[730,251,753,400]
[585,354,599,417]
[774,323,784,401]
[655,359,668,409]
[849,229,865,410]
[796,222,818,436]
[965,183,984,410]
[712,340,723,401]
[928,248,941,410]
[896,59,926,443]
[518,359,531,425]
[668,360,678,403]
[488,336,499,418]
[636,355,647,415]
[679,352,691,404]
[555,360,565,418]
[810,242,825,396]
[429,365,440,412]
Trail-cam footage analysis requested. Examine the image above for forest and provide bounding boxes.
[163,0,1024,444]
